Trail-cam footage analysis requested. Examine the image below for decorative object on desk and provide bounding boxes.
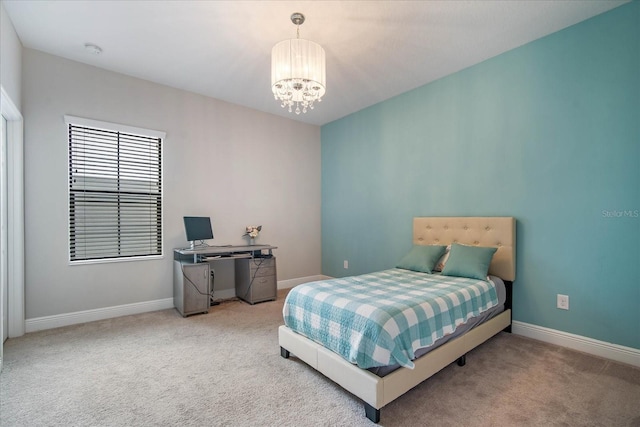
[243,225,262,245]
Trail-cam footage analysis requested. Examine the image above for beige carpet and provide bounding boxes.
[2,290,639,426]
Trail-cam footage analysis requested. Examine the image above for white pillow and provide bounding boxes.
[433,245,451,272]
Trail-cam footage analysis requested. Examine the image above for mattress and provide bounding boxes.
[283,269,501,370]
[370,275,506,376]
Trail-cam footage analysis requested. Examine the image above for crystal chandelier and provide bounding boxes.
[271,13,326,115]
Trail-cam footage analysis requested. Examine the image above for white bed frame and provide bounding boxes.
[279,217,516,423]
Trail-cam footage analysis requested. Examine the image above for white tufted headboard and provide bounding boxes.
[413,217,516,281]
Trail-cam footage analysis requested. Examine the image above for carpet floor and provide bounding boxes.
[1,290,639,426]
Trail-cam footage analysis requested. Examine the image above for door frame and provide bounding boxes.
[1,86,25,347]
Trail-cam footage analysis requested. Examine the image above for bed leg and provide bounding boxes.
[364,403,380,423]
[503,280,513,333]
[457,354,466,366]
[280,347,290,359]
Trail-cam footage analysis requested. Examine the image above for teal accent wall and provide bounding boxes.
[321,3,639,349]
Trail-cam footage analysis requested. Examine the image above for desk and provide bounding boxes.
[173,245,277,316]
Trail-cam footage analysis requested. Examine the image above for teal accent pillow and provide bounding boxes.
[441,243,497,280]
[396,245,447,274]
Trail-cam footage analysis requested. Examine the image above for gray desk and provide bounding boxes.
[173,245,278,316]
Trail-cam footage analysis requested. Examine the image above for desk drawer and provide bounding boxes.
[251,257,275,268]
[250,275,277,301]
[244,258,276,276]
[235,257,277,304]
[251,266,276,277]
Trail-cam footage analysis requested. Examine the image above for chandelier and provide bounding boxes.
[271,13,326,115]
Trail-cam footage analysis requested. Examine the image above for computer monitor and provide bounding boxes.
[183,216,214,249]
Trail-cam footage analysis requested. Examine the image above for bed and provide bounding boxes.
[278,217,516,423]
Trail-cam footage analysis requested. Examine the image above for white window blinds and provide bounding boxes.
[66,116,164,262]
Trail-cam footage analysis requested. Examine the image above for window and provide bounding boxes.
[66,116,165,263]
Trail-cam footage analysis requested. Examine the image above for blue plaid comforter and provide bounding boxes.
[283,269,498,369]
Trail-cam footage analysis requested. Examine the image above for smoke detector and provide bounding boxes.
[84,43,102,55]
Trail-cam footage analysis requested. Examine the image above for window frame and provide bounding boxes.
[65,115,166,265]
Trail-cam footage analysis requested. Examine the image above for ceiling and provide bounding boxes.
[3,0,627,126]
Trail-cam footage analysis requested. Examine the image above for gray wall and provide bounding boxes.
[0,1,22,107]
[22,49,321,319]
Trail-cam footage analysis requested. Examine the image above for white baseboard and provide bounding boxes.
[23,275,332,333]
[22,293,639,367]
[512,321,640,367]
[278,275,332,290]
[25,298,174,333]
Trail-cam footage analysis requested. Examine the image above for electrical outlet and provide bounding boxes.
[557,294,569,310]
[344,260,349,269]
